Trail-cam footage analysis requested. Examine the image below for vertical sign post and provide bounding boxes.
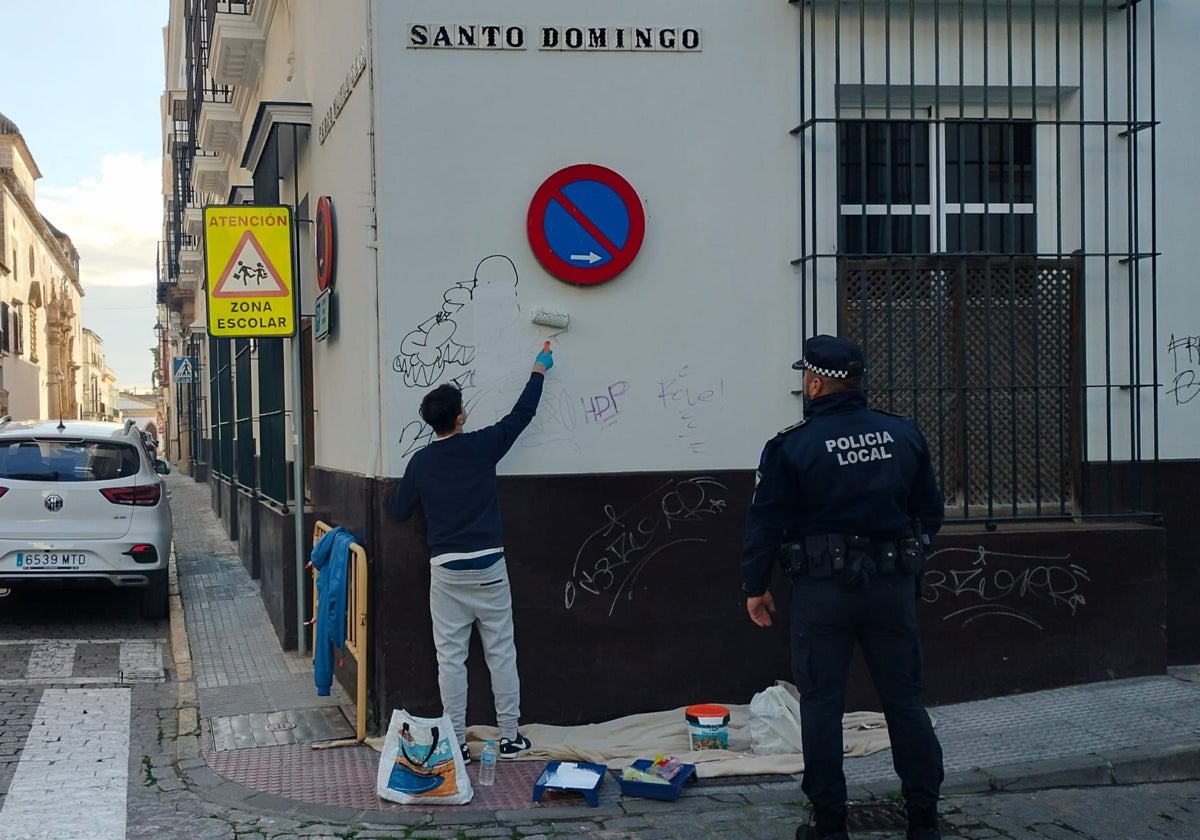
[204,205,307,654]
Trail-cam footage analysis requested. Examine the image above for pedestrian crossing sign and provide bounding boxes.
[172,357,198,384]
[203,205,295,337]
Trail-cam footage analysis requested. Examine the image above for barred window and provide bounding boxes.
[839,120,1036,256]
[837,120,1077,518]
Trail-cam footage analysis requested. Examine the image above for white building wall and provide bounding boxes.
[289,0,376,477]
[1152,0,1200,460]
[373,1,800,477]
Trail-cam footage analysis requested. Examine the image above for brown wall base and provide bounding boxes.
[256,499,315,651]
[236,487,260,579]
[299,465,1172,734]
[212,477,238,542]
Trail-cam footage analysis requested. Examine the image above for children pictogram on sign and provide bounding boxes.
[210,230,290,298]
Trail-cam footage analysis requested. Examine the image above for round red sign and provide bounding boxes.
[315,195,336,291]
[526,164,645,286]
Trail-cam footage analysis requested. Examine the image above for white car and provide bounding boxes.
[0,417,173,619]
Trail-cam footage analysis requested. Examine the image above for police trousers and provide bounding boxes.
[790,573,943,813]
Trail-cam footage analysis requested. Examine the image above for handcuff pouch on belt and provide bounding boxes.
[782,534,923,587]
[843,535,877,590]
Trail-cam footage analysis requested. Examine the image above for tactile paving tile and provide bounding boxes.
[262,676,347,711]
[209,707,355,751]
[199,683,270,717]
[202,743,616,812]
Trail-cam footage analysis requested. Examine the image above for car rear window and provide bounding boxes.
[0,439,142,482]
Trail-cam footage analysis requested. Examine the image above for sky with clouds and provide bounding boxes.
[1,0,167,391]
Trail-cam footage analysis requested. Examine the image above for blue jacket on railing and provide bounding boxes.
[310,525,357,696]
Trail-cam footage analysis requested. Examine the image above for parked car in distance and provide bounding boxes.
[0,417,173,619]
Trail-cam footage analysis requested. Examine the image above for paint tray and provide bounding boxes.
[532,760,608,807]
[615,759,697,801]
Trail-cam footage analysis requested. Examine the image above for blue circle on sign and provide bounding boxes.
[543,181,632,267]
[527,164,646,286]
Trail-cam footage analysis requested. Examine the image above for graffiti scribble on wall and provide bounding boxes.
[564,476,729,616]
[393,255,519,455]
[923,545,1088,630]
[1167,333,1200,405]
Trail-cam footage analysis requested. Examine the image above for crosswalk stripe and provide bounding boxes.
[25,641,75,679]
[0,687,130,840]
[118,640,162,682]
[0,640,164,686]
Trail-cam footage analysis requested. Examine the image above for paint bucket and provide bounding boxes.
[685,703,730,751]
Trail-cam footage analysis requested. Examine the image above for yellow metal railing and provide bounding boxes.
[310,520,369,742]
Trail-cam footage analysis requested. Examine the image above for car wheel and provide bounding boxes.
[140,570,169,620]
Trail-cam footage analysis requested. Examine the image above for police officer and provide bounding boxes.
[740,335,945,840]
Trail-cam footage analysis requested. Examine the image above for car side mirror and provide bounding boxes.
[154,459,171,475]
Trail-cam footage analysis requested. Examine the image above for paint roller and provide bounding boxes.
[531,306,569,340]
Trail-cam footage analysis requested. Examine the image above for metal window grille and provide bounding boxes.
[210,336,234,479]
[792,0,1159,523]
[257,338,288,505]
[234,339,255,489]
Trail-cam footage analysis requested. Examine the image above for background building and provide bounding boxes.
[0,110,89,421]
[159,0,1193,733]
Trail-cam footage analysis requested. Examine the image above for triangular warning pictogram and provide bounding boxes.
[174,359,194,382]
[211,230,290,298]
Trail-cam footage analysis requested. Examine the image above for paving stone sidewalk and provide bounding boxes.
[162,472,1200,838]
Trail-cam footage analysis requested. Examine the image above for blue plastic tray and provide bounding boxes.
[532,760,608,807]
[615,759,697,801]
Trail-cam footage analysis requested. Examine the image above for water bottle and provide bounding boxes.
[478,739,497,786]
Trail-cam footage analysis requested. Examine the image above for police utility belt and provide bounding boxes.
[780,534,924,590]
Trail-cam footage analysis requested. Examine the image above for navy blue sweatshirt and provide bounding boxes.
[389,373,544,562]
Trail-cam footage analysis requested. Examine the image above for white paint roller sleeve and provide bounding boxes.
[531,307,570,329]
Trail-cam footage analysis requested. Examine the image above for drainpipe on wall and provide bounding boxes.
[364,0,383,484]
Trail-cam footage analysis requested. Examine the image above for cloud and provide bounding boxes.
[35,153,163,390]
[37,152,162,289]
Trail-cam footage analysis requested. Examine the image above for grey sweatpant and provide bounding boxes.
[429,559,521,745]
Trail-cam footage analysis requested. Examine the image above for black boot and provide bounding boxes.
[795,806,850,840]
[906,803,941,840]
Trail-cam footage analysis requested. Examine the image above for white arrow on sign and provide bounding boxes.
[569,252,602,264]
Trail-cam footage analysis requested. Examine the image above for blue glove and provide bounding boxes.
[536,349,554,371]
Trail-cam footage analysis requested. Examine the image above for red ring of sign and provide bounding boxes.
[315,195,336,291]
[526,164,645,286]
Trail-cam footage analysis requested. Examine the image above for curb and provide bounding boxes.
[166,542,201,761]
[849,738,1200,801]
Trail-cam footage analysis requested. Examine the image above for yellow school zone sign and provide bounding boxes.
[204,205,295,337]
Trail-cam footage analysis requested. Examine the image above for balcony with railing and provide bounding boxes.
[196,83,240,156]
[208,0,264,88]
[191,151,229,199]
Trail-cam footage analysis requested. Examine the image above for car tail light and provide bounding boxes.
[123,544,159,564]
[0,487,7,499]
[100,484,162,506]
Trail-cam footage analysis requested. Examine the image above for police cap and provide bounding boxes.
[792,334,866,379]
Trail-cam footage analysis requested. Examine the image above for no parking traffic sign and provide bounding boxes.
[527,164,645,285]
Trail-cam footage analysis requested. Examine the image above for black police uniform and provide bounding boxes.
[740,335,945,838]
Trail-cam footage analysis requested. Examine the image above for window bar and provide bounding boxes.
[982,0,997,520]
[1125,0,1139,508]
[955,0,969,519]
[883,0,897,413]
[1129,0,1144,511]
[1053,0,1067,518]
[1148,0,1161,516]
[798,3,808,356]
[1100,3,1114,514]
[1006,1,1019,518]
[909,0,921,423]
[823,0,838,339]
[1075,0,1086,517]
[934,0,950,502]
